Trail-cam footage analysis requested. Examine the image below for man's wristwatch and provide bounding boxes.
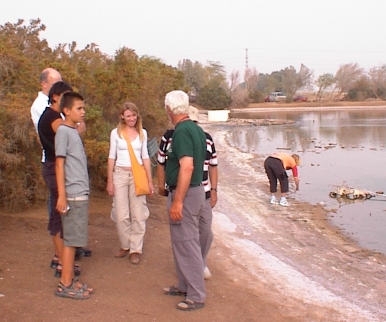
[210,188,217,192]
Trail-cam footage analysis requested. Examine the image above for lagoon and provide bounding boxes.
[227,107,386,255]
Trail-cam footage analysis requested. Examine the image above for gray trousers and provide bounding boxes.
[199,198,213,266]
[167,186,206,303]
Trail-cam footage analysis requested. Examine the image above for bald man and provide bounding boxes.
[31,68,86,159]
[31,68,62,132]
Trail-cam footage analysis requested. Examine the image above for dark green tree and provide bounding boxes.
[198,79,231,110]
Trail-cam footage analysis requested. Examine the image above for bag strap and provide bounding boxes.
[121,132,140,167]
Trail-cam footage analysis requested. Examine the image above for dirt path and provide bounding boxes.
[0,192,316,322]
[1,114,386,321]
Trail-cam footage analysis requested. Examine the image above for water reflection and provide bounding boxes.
[227,108,386,255]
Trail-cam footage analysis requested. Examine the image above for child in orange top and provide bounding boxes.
[264,153,300,207]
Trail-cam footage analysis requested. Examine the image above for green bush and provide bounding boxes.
[0,19,184,211]
[198,80,231,110]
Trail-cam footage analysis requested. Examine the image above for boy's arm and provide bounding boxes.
[56,157,68,214]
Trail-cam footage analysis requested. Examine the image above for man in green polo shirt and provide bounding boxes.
[162,90,207,311]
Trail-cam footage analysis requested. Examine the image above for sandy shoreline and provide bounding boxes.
[199,112,386,321]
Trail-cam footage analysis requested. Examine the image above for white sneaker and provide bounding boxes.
[279,199,289,207]
[270,197,279,205]
[204,266,212,280]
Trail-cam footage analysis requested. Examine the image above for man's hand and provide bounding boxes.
[169,200,183,221]
[210,190,218,208]
[158,187,166,196]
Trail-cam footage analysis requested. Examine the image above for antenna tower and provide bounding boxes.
[245,48,249,70]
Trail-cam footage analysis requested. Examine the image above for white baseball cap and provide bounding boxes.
[188,105,199,122]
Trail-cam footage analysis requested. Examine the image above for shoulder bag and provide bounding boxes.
[122,132,150,196]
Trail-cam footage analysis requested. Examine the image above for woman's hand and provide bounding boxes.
[294,177,300,191]
[106,181,114,196]
[148,181,155,196]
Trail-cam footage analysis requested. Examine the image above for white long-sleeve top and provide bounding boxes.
[108,128,149,166]
[31,91,49,133]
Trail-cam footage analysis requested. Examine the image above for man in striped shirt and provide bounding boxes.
[157,106,218,279]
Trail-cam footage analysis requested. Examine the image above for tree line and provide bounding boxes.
[182,61,386,106]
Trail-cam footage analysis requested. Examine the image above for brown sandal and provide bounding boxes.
[163,286,187,296]
[176,299,205,311]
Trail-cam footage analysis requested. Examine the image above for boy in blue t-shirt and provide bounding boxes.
[55,92,93,299]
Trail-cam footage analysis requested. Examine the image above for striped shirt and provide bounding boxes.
[158,129,218,197]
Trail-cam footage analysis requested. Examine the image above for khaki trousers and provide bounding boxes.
[111,167,149,253]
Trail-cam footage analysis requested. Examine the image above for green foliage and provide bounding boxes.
[375,87,386,100]
[249,90,265,103]
[255,66,313,100]
[0,92,46,210]
[178,59,228,95]
[282,64,313,101]
[198,79,231,110]
[178,59,207,91]
[0,19,184,211]
[345,76,375,101]
[315,73,335,101]
[179,59,236,108]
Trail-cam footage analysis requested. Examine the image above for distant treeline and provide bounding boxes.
[0,19,185,211]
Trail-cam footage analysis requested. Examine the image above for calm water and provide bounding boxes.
[227,108,386,255]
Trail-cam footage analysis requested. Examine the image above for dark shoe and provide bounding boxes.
[129,253,140,265]
[176,299,205,311]
[51,255,59,269]
[75,248,85,260]
[163,286,187,296]
[55,264,81,278]
[81,247,92,257]
[114,248,129,258]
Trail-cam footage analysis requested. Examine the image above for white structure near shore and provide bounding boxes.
[207,110,230,122]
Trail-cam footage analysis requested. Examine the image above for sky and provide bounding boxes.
[2,0,386,80]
